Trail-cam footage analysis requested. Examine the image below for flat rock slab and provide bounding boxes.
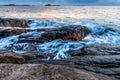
[0,64,110,80]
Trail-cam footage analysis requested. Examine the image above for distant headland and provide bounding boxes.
[0,4,32,6]
[0,4,60,6]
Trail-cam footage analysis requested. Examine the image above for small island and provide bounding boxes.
[45,4,60,6]
[1,4,31,6]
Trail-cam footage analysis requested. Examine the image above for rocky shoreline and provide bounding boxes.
[1,43,120,80]
[0,18,120,80]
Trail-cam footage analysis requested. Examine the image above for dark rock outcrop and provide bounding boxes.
[81,44,120,55]
[19,52,54,61]
[0,50,54,63]
[0,27,30,38]
[0,51,25,64]
[0,64,110,80]
[18,25,90,43]
[0,18,30,27]
[68,44,120,56]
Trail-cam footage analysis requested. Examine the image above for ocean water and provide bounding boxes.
[0,6,120,59]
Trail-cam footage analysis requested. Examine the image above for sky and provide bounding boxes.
[0,0,120,5]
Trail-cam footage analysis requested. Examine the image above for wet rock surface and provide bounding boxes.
[0,50,25,64]
[19,52,54,61]
[0,64,111,80]
[0,50,54,63]
[67,44,120,56]
[18,25,90,43]
[0,18,30,27]
[0,27,30,38]
[27,44,120,80]
[0,18,119,80]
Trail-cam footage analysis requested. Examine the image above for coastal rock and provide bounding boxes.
[0,50,25,64]
[0,27,30,38]
[28,44,120,80]
[81,44,120,55]
[0,64,110,80]
[0,18,30,27]
[28,55,120,80]
[67,44,120,56]
[20,52,54,61]
[18,25,90,43]
[13,43,37,53]
[0,50,54,63]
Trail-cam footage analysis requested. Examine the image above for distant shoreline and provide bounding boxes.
[0,4,61,6]
[0,4,32,6]
[0,4,120,6]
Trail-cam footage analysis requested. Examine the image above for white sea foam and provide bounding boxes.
[0,19,120,59]
[29,19,63,29]
[0,35,18,50]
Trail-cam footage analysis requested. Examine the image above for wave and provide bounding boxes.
[0,19,120,59]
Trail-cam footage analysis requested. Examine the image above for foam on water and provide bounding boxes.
[36,39,82,59]
[29,19,63,29]
[29,19,120,59]
[1,19,120,59]
[0,35,18,50]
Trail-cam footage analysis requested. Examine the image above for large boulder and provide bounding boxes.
[0,18,30,27]
[0,50,25,64]
[18,25,90,43]
[0,64,110,80]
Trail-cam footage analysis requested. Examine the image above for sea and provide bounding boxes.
[0,6,120,59]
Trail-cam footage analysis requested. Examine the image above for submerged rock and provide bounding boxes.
[0,18,30,27]
[0,64,110,80]
[18,25,90,43]
[0,51,25,64]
